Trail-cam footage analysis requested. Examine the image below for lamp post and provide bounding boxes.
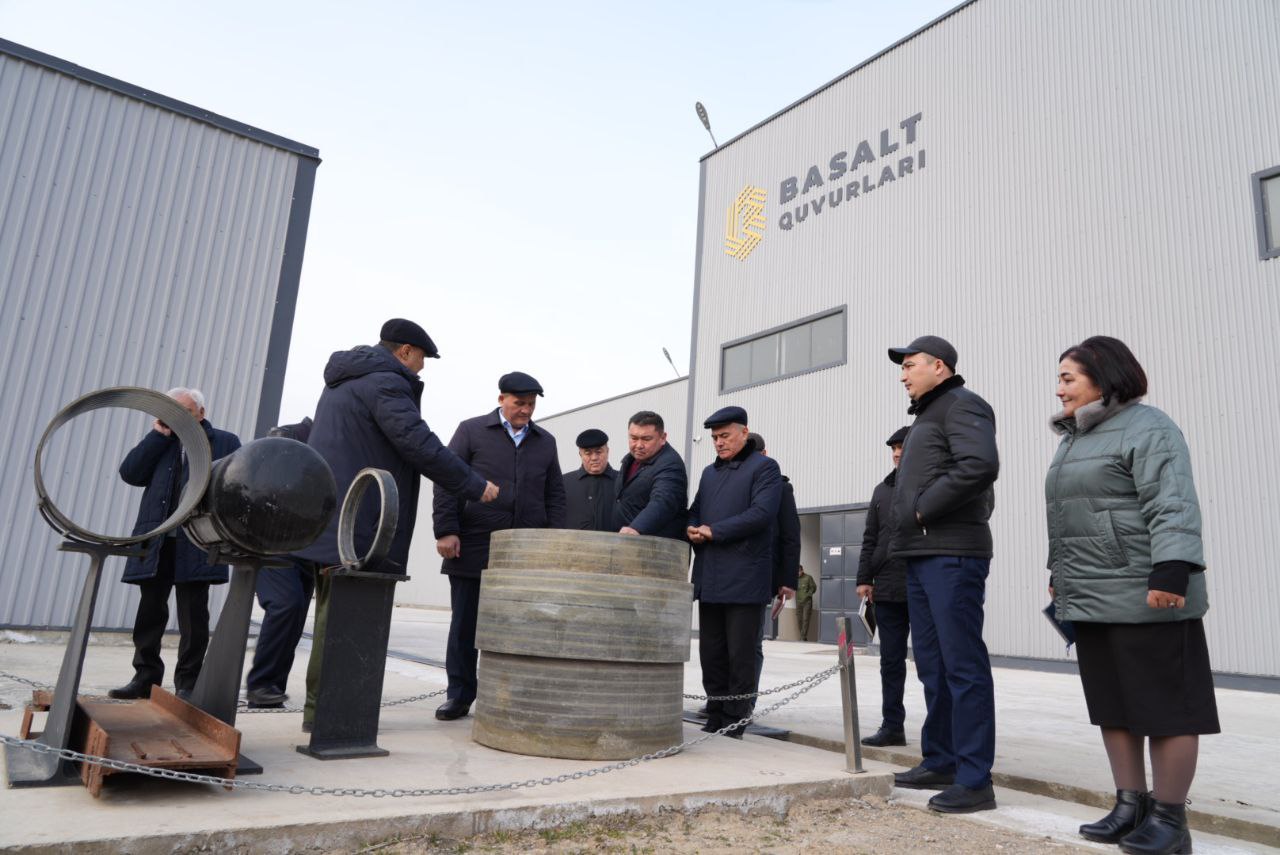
[695,101,718,148]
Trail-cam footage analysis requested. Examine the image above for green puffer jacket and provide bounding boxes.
[1045,399,1207,624]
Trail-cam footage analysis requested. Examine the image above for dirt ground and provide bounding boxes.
[346,794,1093,854]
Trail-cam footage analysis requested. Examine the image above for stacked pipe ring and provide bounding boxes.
[33,387,211,545]
[336,467,398,571]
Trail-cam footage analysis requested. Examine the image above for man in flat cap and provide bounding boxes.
[686,406,782,738]
[745,433,799,697]
[885,335,999,814]
[247,318,499,727]
[613,411,688,540]
[856,426,911,749]
[433,371,566,720]
[563,428,617,532]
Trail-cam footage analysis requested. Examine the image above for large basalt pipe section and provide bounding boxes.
[473,529,692,760]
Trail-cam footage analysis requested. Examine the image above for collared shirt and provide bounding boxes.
[501,416,529,446]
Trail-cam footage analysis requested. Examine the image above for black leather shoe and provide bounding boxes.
[435,698,472,721]
[246,685,287,706]
[107,680,154,700]
[861,727,907,747]
[928,782,997,813]
[893,764,956,790]
[1080,789,1152,843]
[1119,800,1192,855]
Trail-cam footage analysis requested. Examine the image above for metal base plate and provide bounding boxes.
[294,743,389,761]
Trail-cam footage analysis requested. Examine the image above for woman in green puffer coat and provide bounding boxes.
[1045,336,1217,855]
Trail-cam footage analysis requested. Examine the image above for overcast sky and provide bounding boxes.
[4,0,957,435]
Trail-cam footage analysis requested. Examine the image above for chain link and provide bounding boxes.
[0,662,846,799]
[683,661,844,701]
[0,670,52,690]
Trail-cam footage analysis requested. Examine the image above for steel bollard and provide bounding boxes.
[835,616,864,773]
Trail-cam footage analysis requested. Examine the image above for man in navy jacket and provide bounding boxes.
[687,406,782,738]
[433,371,566,720]
[612,410,687,540]
[246,319,497,715]
[110,388,241,700]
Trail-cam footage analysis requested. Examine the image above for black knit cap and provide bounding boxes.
[380,318,440,358]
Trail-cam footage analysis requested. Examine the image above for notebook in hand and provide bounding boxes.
[858,597,877,640]
[1043,601,1076,648]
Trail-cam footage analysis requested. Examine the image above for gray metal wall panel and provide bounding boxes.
[0,53,305,629]
[690,0,1280,675]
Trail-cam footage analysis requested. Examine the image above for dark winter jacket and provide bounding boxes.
[889,376,999,559]
[688,446,783,604]
[564,465,617,532]
[433,410,566,578]
[612,442,688,540]
[770,477,801,594]
[856,470,908,602]
[1046,399,1207,624]
[295,345,488,570]
[120,420,241,584]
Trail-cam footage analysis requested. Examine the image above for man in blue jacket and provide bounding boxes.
[432,371,566,720]
[687,406,782,739]
[613,410,687,540]
[246,319,498,716]
[110,388,241,701]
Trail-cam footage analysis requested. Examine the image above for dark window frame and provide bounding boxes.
[719,305,847,393]
[1252,165,1280,261]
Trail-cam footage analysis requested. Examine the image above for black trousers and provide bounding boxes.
[875,599,911,731]
[699,602,762,734]
[246,558,317,693]
[446,575,482,704]
[130,539,211,691]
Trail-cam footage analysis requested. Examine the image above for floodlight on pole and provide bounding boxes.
[695,101,718,148]
[662,347,682,378]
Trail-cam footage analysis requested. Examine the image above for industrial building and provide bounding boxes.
[0,39,318,630]
[523,0,1280,680]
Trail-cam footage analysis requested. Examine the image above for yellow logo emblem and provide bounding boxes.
[724,185,766,261]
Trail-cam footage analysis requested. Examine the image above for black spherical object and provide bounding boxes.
[187,437,336,557]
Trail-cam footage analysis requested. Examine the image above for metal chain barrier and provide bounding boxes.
[684,662,843,702]
[0,670,50,691]
[0,661,845,799]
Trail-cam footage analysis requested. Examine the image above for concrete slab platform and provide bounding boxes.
[0,640,890,853]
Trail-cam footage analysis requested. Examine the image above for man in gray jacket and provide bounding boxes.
[886,336,999,815]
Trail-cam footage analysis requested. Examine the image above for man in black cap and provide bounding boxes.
[885,335,999,814]
[563,428,617,531]
[686,406,783,738]
[247,318,499,725]
[746,432,799,711]
[433,371,566,720]
[612,411,687,540]
[856,426,911,748]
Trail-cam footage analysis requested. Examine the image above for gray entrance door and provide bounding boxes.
[817,508,870,644]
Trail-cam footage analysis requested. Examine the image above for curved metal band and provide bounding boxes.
[33,387,212,545]
[336,467,399,571]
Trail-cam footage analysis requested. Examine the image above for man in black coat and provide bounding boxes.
[246,319,498,714]
[687,407,782,738]
[856,426,911,748]
[746,433,798,708]
[433,371,566,720]
[110,388,241,700]
[612,411,687,540]
[563,428,617,532]
[886,335,999,814]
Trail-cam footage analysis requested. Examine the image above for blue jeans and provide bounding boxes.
[906,555,995,788]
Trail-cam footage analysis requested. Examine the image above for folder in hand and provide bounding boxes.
[858,597,877,640]
[1043,601,1076,648]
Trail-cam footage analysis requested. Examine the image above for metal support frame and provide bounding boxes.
[4,541,141,787]
[297,567,407,760]
[836,616,864,774]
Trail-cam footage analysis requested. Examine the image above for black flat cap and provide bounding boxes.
[576,428,608,449]
[498,371,544,396]
[748,432,766,453]
[886,426,910,447]
[381,318,440,358]
[888,335,957,371]
[704,405,748,429]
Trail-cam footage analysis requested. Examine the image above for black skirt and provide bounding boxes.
[1074,619,1220,737]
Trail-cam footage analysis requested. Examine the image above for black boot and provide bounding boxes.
[1119,800,1192,855]
[1079,789,1152,843]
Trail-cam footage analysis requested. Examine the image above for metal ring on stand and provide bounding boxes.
[336,468,399,571]
[33,387,212,545]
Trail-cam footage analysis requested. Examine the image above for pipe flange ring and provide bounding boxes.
[337,467,399,571]
[33,387,212,545]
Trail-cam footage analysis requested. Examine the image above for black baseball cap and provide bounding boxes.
[380,318,440,358]
[888,335,957,371]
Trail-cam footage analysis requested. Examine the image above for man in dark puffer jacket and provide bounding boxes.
[886,336,1000,815]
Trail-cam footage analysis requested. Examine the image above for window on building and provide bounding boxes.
[1254,166,1280,261]
[720,307,846,392]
